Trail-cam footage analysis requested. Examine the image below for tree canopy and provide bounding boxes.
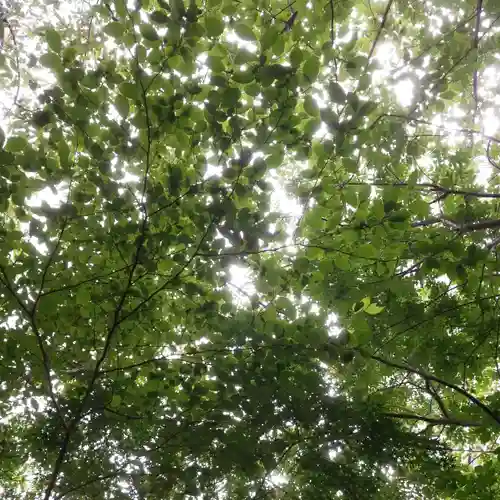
[1,0,500,498]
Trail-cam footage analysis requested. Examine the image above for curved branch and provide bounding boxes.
[359,349,500,426]
[487,140,500,172]
[382,412,482,427]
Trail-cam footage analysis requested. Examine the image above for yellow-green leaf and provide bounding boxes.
[365,303,385,315]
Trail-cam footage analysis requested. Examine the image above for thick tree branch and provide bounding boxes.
[382,412,482,427]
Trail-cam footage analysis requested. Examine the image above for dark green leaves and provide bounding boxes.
[232,69,254,84]
[119,81,140,99]
[328,81,346,103]
[303,95,319,116]
[205,15,224,37]
[150,10,170,24]
[1,4,499,500]
[140,23,160,41]
[290,47,303,67]
[114,94,130,118]
[104,21,126,38]
[345,55,367,77]
[261,26,280,50]
[5,136,28,152]
[303,55,320,82]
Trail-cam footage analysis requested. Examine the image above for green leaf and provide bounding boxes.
[365,303,385,315]
[140,23,160,41]
[62,47,77,65]
[234,50,257,65]
[346,55,367,77]
[353,298,367,313]
[303,55,320,82]
[39,52,62,71]
[119,82,139,99]
[0,6,496,496]
[46,29,62,53]
[104,22,126,38]
[350,315,372,343]
[111,394,122,406]
[335,254,350,271]
[303,95,319,117]
[222,87,241,107]
[114,0,128,18]
[168,54,183,69]
[234,23,257,42]
[261,26,280,50]
[150,10,170,23]
[355,100,378,118]
[205,15,224,37]
[357,244,377,259]
[266,147,284,168]
[290,48,303,68]
[115,94,130,118]
[328,81,346,103]
[232,69,254,84]
[5,136,28,152]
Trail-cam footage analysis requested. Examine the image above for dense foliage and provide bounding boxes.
[1,0,500,498]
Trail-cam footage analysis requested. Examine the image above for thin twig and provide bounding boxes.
[0,263,67,430]
[344,181,500,199]
[366,0,394,64]
[471,0,483,127]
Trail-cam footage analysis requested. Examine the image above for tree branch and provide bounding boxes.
[426,379,449,418]
[359,349,500,426]
[412,217,500,232]
[345,181,500,200]
[44,37,155,497]
[367,0,394,64]
[373,113,500,145]
[0,266,67,430]
[382,412,482,427]
[471,0,483,118]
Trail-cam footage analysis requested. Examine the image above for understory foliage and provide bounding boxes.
[1,0,500,498]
